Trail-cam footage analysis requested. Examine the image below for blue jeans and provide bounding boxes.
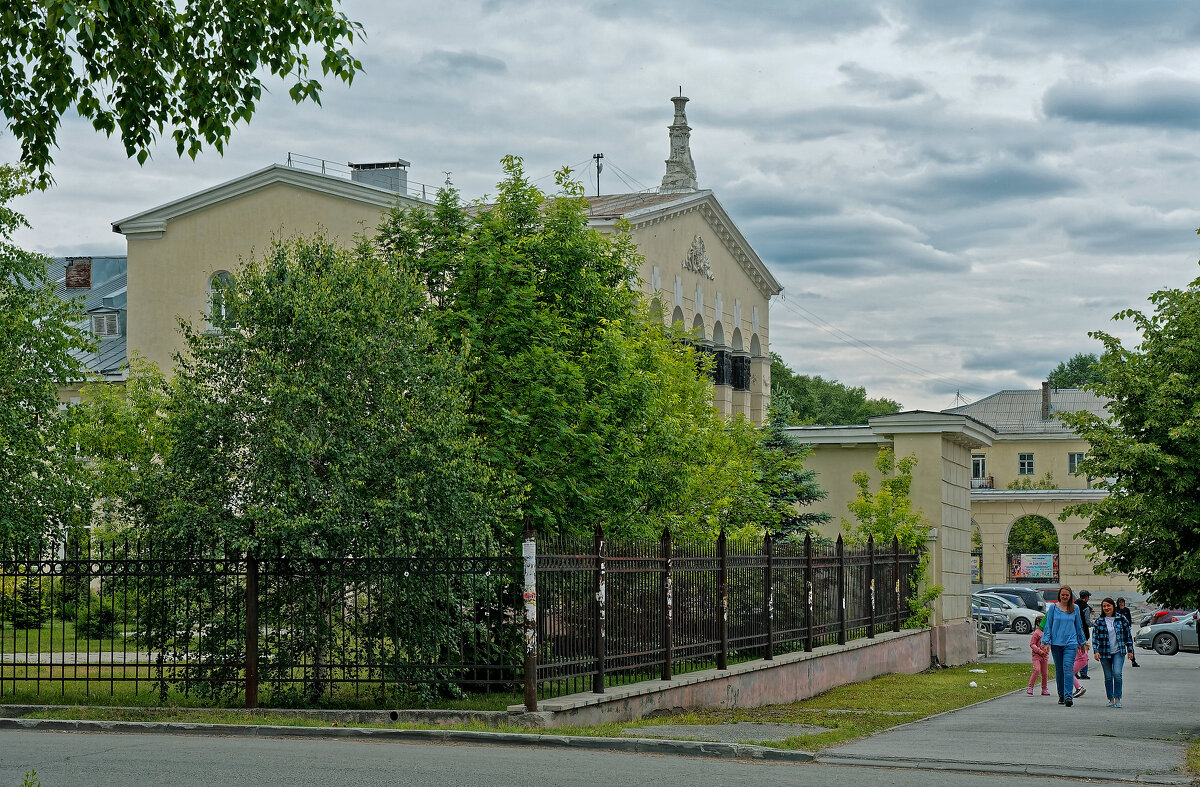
[1099,653,1127,700]
[1051,644,1077,700]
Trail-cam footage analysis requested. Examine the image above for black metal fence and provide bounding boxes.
[1,529,919,709]
[532,530,919,701]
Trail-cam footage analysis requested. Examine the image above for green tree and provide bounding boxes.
[0,0,363,186]
[154,234,495,553]
[377,159,796,541]
[1006,515,1058,556]
[1047,352,1104,389]
[770,353,901,425]
[842,447,940,623]
[1061,266,1200,607]
[0,165,92,543]
[757,392,830,540]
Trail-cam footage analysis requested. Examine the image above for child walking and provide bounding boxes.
[1028,615,1050,695]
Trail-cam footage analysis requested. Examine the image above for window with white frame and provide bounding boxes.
[972,455,986,478]
[1068,452,1086,475]
[90,312,119,337]
[1018,453,1035,475]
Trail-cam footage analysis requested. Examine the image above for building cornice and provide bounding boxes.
[971,489,1108,503]
[112,164,425,241]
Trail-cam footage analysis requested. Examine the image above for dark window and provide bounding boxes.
[713,350,732,386]
[732,355,751,391]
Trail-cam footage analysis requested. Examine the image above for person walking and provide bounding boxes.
[1092,596,1135,707]
[1028,614,1051,696]
[1077,590,1094,679]
[1043,585,1086,707]
[1116,598,1140,667]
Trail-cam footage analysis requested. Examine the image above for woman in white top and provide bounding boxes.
[1091,597,1135,708]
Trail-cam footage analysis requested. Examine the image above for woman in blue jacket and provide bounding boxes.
[1042,585,1086,707]
[1091,597,1135,708]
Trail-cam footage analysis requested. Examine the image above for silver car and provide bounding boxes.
[1135,610,1199,655]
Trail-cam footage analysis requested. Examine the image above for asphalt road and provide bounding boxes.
[0,731,1112,786]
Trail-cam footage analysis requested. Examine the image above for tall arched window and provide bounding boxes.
[208,270,235,330]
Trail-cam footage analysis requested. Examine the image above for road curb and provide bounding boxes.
[814,753,1193,784]
[0,717,816,763]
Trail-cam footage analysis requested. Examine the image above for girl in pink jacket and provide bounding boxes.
[1028,616,1050,695]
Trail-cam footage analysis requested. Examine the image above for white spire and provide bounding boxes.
[660,95,698,193]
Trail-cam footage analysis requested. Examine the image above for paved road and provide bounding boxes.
[0,730,1118,786]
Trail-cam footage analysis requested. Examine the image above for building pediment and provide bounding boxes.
[587,190,782,299]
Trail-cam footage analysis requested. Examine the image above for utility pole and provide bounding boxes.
[593,153,604,196]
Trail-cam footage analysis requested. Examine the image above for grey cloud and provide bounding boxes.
[882,161,1080,212]
[839,62,930,101]
[1061,210,1200,256]
[1043,76,1200,129]
[416,49,508,80]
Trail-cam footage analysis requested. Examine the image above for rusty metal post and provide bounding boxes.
[837,535,847,646]
[893,536,902,632]
[718,529,728,670]
[522,526,538,712]
[245,555,259,709]
[804,532,814,652]
[867,535,876,639]
[765,532,774,660]
[593,523,606,694]
[661,526,673,681]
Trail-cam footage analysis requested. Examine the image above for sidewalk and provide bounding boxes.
[816,631,1200,783]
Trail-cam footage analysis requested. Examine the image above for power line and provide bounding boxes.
[775,290,989,397]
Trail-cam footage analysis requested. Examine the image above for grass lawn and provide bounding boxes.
[17,663,1031,750]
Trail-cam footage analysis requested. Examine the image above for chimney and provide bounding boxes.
[349,160,410,195]
[1041,381,1051,420]
[660,95,698,193]
[64,257,92,289]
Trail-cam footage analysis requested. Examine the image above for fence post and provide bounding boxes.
[804,532,814,652]
[245,554,259,709]
[593,523,606,694]
[764,532,774,660]
[837,535,847,646]
[893,536,902,632]
[661,526,673,681]
[522,525,538,712]
[867,535,876,639]
[717,529,728,670]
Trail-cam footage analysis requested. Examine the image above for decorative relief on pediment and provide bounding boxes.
[682,235,714,280]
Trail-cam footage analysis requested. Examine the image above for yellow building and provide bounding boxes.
[110,98,780,421]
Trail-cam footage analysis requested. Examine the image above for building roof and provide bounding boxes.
[52,257,128,381]
[943,388,1109,435]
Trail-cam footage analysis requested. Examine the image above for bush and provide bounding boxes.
[75,599,117,639]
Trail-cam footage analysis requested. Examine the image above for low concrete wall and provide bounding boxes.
[930,619,978,667]
[512,629,933,727]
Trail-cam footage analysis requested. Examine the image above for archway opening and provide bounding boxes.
[1006,514,1059,584]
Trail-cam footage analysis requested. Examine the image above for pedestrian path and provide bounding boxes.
[817,635,1200,783]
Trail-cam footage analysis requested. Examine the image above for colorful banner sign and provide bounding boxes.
[1010,553,1056,580]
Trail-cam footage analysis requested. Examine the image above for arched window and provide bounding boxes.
[208,270,235,330]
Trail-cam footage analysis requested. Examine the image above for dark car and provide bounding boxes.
[981,586,1045,612]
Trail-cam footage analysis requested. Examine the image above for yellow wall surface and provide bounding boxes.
[127,182,392,371]
[971,437,1092,489]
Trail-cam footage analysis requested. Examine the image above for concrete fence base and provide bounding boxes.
[509,628,936,727]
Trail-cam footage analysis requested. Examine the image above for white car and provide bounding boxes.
[973,593,1042,635]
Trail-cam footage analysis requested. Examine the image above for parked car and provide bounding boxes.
[973,593,1042,635]
[1037,587,1061,603]
[972,603,1009,634]
[981,586,1046,612]
[1135,611,1200,655]
[1140,609,1193,628]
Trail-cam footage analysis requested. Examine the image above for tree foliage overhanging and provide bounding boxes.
[0,166,92,541]
[770,353,901,425]
[0,0,363,187]
[1060,265,1200,607]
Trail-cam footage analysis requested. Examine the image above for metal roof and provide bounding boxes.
[943,388,1109,434]
[51,257,128,380]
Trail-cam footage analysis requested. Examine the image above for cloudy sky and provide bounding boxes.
[6,0,1200,411]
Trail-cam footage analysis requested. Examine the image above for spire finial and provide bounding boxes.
[660,94,697,193]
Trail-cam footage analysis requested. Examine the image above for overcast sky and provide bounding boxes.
[6,0,1200,412]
